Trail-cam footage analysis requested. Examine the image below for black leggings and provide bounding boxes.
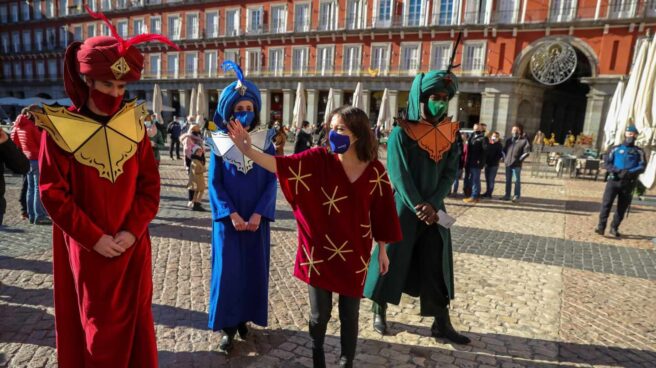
[308,285,360,365]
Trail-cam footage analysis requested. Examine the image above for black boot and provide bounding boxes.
[372,303,387,335]
[219,331,235,353]
[594,225,605,236]
[312,348,326,368]
[237,322,249,339]
[431,307,470,345]
[339,356,353,368]
[610,227,621,238]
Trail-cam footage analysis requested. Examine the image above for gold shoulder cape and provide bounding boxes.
[399,117,459,162]
[33,101,148,183]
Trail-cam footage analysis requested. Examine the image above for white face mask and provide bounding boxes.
[303,127,313,134]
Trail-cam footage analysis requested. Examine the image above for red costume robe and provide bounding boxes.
[275,147,402,297]
[38,107,160,367]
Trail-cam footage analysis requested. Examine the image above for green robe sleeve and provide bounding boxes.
[386,127,424,213]
[427,140,460,210]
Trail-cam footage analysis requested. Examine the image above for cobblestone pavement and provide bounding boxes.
[1,150,655,367]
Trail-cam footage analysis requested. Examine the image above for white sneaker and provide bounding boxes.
[187,201,194,208]
[511,195,519,203]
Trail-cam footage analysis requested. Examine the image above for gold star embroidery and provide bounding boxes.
[369,167,391,196]
[110,57,131,80]
[355,256,370,285]
[300,245,324,278]
[360,223,372,238]
[288,161,312,195]
[321,186,348,215]
[323,234,353,262]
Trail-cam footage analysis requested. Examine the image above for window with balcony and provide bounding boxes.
[10,3,18,22]
[73,25,82,41]
[186,13,199,39]
[13,62,22,80]
[45,0,55,18]
[46,28,56,49]
[374,0,392,27]
[271,5,287,34]
[294,3,310,32]
[149,54,161,78]
[21,1,30,21]
[116,0,128,9]
[11,32,20,53]
[247,7,264,34]
[1,33,9,54]
[342,45,361,76]
[206,12,219,38]
[464,0,491,24]
[150,16,161,34]
[550,0,577,22]
[649,0,656,16]
[69,0,83,15]
[59,26,68,48]
[87,0,98,11]
[430,42,451,70]
[225,9,240,36]
[400,43,421,74]
[245,49,261,75]
[2,63,11,80]
[370,44,390,74]
[87,23,96,38]
[224,49,240,63]
[432,0,461,25]
[205,50,217,77]
[48,59,57,79]
[35,30,43,51]
[100,23,109,36]
[185,52,198,78]
[346,0,365,29]
[316,45,334,76]
[405,0,424,26]
[269,48,284,76]
[34,0,43,20]
[319,0,337,31]
[496,0,518,23]
[133,19,144,36]
[22,31,31,52]
[0,6,7,24]
[167,53,179,78]
[608,0,636,18]
[168,15,181,40]
[58,0,67,16]
[462,42,486,75]
[101,0,111,11]
[24,62,33,80]
[117,20,128,38]
[36,60,45,79]
[292,46,309,76]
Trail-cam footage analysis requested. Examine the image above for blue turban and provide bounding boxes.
[213,61,262,131]
[407,70,458,121]
[626,125,639,134]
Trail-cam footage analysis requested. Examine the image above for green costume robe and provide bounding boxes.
[364,119,460,311]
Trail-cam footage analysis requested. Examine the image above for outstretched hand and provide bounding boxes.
[227,120,252,154]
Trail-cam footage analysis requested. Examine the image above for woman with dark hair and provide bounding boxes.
[206,62,277,353]
[227,105,402,368]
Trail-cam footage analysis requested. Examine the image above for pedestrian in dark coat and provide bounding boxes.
[294,120,313,154]
[0,128,30,226]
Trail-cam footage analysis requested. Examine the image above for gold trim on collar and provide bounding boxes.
[34,101,147,182]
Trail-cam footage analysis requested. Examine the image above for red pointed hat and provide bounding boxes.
[64,6,179,109]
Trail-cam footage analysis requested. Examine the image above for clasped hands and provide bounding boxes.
[230,212,261,232]
[415,202,439,225]
[93,231,136,258]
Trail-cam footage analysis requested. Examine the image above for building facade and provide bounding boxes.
[1,0,655,146]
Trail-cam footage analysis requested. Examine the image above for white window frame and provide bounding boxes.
[21,0,30,21]
[100,0,112,11]
[185,12,200,40]
[429,41,453,70]
[11,31,20,53]
[14,62,22,80]
[47,59,58,80]
[59,26,68,48]
[246,6,264,34]
[370,42,391,75]
[167,14,181,40]
[244,47,262,75]
[46,28,56,50]
[549,0,577,22]
[223,48,240,64]
[34,30,43,51]
[34,0,43,20]
[1,33,9,54]
[346,0,366,30]
[372,0,393,28]
[36,60,45,79]
[166,52,179,79]
[204,50,218,77]
[649,0,656,16]
[116,18,129,39]
[225,8,241,36]
[607,0,637,19]
[495,0,518,23]
[24,61,33,80]
[132,18,145,36]
[10,3,19,22]
[268,47,285,76]
[184,51,198,78]
[72,25,83,42]
[45,0,55,18]
[342,43,362,76]
[432,0,461,25]
[316,44,335,76]
[22,30,32,52]
[462,41,487,75]
[463,0,492,24]
[399,42,422,75]
[318,0,338,31]
[270,4,288,34]
[291,45,310,76]
[403,0,427,27]
[150,16,162,34]
[294,1,311,32]
[205,10,220,38]
[149,53,162,79]
[86,23,97,38]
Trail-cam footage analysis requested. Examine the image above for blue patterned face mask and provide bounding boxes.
[329,130,350,153]
[233,111,255,127]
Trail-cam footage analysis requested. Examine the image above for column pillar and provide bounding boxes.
[307,89,319,126]
[448,92,460,122]
[480,91,498,130]
[583,91,610,150]
[179,89,189,118]
[333,89,344,107]
[260,88,271,126]
[161,89,173,120]
[282,88,294,127]
[362,90,371,117]
[388,89,399,124]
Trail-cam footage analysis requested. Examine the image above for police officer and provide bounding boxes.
[595,125,646,237]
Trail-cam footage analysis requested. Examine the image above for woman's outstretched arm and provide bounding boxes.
[227,121,277,173]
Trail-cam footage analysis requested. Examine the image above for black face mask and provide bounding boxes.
[624,137,636,146]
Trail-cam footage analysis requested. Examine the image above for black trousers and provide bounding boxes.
[169,138,181,158]
[308,285,360,365]
[598,179,635,229]
[20,175,27,213]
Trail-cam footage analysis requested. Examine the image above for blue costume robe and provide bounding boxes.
[207,135,277,331]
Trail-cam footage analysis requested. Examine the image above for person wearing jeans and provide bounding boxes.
[482,131,503,198]
[27,160,49,223]
[502,124,531,202]
[463,124,485,203]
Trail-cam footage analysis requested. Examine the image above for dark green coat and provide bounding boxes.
[364,124,460,304]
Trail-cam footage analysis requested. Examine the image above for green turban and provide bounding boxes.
[407,70,458,121]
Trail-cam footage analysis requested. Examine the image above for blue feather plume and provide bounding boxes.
[222,61,245,84]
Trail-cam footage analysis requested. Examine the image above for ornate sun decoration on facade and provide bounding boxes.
[529,41,578,86]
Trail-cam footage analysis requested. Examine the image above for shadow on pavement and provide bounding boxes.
[153,303,207,330]
[0,283,52,307]
[0,256,52,274]
[0,302,55,347]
